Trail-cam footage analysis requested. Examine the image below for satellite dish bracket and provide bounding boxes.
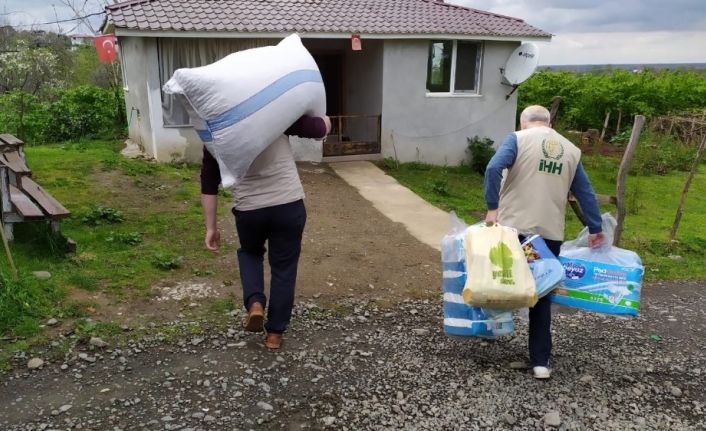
[505,84,519,100]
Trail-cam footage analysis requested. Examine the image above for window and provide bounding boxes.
[158,38,274,126]
[118,40,128,91]
[426,40,482,94]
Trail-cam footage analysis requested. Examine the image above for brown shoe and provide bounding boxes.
[243,302,264,332]
[264,333,282,349]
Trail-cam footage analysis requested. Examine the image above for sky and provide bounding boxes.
[0,0,107,35]
[2,0,706,65]
[449,0,706,65]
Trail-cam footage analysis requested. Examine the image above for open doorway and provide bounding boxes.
[313,53,343,116]
[313,52,381,157]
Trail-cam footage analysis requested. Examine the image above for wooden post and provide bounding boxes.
[614,115,645,247]
[567,193,587,226]
[689,118,697,145]
[616,108,622,134]
[337,116,342,144]
[376,115,382,154]
[599,111,611,143]
[669,134,706,241]
[549,96,562,128]
[0,218,18,279]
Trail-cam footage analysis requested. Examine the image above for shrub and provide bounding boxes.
[0,85,125,143]
[430,179,450,196]
[152,253,183,270]
[0,91,51,142]
[466,136,495,175]
[81,205,125,226]
[47,85,121,141]
[631,132,695,176]
[105,231,142,245]
[519,69,706,132]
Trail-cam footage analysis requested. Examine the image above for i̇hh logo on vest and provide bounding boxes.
[538,139,565,175]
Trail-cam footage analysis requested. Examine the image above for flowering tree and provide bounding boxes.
[0,42,63,94]
[0,42,65,139]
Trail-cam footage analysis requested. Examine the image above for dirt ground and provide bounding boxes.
[1,163,705,430]
[1,281,704,430]
[65,162,441,327]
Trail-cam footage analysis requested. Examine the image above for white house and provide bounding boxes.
[103,0,550,164]
[69,34,94,50]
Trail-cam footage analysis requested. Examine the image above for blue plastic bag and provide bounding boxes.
[520,234,565,298]
[441,215,514,338]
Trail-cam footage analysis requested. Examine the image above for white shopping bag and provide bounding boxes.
[462,224,538,309]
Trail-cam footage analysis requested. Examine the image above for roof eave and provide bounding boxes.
[101,20,115,34]
[113,28,553,42]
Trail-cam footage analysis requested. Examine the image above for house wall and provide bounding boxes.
[122,37,379,163]
[121,36,203,161]
[120,36,154,156]
[380,40,520,165]
[122,36,516,165]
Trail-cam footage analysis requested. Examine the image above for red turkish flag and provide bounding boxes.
[94,34,118,63]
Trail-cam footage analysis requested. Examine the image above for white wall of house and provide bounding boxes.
[120,36,154,155]
[121,36,519,165]
[380,39,520,165]
[345,40,383,116]
[121,36,203,162]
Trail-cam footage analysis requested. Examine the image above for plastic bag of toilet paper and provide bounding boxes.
[163,34,326,187]
[562,212,617,250]
[520,234,564,298]
[441,214,514,338]
[549,214,644,315]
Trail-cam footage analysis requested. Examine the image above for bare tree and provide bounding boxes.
[56,0,110,35]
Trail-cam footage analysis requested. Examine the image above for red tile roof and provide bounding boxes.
[106,0,550,39]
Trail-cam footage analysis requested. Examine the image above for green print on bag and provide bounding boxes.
[489,242,515,285]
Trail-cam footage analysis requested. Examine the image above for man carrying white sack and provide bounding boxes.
[483,105,605,379]
[201,115,331,349]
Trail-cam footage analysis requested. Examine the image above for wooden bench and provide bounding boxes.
[0,134,70,240]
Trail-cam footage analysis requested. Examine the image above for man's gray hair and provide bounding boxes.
[520,105,550,124]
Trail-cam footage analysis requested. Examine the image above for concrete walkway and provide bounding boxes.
[329,161,449,252]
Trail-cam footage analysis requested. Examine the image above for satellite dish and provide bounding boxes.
[502,42,539,85]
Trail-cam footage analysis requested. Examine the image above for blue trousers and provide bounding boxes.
[528,237,562,367]
[233,199,306,334]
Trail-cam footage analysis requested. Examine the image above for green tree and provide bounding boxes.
[0,43,64,139]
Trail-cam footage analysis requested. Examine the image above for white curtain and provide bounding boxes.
[158,38,276,126]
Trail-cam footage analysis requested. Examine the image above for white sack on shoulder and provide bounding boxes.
[163,34,326,187]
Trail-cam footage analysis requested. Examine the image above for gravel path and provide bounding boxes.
[1,281,705,431]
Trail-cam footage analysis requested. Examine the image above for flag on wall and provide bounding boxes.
[94,34,118,63]
[351,34,362,51]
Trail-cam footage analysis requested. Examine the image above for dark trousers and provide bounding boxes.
[233,199,307,334]
[527,237,562,367]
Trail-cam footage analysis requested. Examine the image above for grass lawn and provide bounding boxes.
[0,140,233,342]
[380,155,706,282]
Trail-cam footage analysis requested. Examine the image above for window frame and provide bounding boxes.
[425,40,484,97]
[157,39,192,128]
[118,40,129,92]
